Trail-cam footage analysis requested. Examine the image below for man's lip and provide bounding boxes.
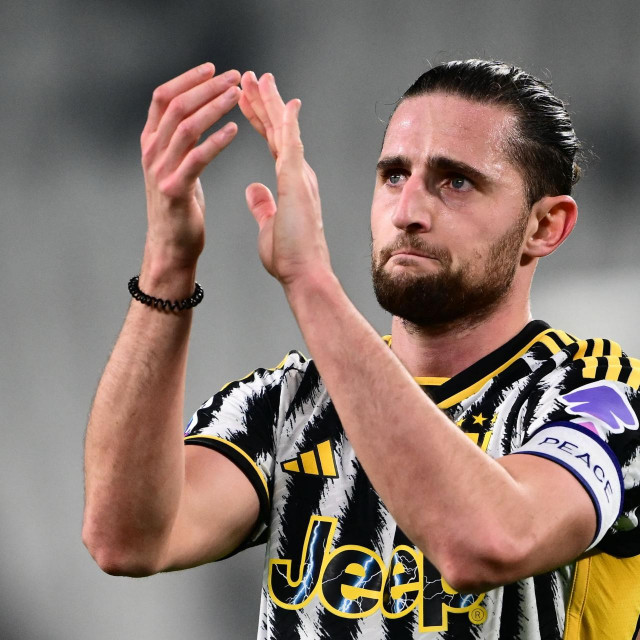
[390,249,436,260]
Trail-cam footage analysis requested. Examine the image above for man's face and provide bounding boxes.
[370,93,530,328]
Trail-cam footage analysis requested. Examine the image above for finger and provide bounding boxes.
[245,182,277,228]
[238,88,264,136]
[281,99,304,169]
[238,84,267,139]
[143,63,215,138]
[241,71,268,126]
[162,85,241,170]
[153,70,241,151]
[243,72,278,157]
[259,74,287,153]
[176,122,239,189]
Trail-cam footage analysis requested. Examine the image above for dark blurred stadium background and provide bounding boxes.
[1,1,639,638]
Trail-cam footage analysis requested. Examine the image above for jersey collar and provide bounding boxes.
[382,320,556,407]
[426,320,551,408]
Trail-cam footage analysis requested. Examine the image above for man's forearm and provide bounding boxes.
[284,270,528,583]
[83,269,195,575]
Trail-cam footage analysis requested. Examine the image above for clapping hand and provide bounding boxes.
[239,72,332,288]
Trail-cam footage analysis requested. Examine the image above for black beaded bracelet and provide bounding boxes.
[128,275,204,311]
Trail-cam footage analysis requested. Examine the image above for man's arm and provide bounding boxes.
[283,272,597,592]
[239,72,598,593]
[82,64,258,576]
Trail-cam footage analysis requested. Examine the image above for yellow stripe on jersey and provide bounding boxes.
[414,377,450,385]
[547,330,578,352]
[183,434,270,503]
[573,337,623,359]
[610,341,623,357]
[581,359,598,380]
[282,459,300,473]
[574,340,589,360]
[591,338,604,358]
[438,328,565,410]
[552,329,576,346]
[539,333,563,355]
[575,355,640,388]
[605,362,623,382]
[300,450,319,475]
[564,554,640,639]
[628,365,640,389]
[316,439,337,477]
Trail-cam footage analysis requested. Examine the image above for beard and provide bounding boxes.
[371,213,529,330]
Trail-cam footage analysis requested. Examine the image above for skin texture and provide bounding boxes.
[83,65,596,593]
[371,96,532,330]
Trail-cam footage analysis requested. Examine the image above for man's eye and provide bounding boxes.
[387,173,403,185]
[449,176,472,191]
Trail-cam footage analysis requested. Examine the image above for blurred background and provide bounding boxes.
[1,1,639,638]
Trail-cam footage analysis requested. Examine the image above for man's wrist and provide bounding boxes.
[139,250,199,301]
[283,267,342,315]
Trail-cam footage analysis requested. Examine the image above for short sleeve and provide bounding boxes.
[184,350,307,554]
[513,357,640,556]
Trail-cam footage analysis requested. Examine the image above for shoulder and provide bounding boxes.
[216,350,315,396]
[185,349,315,437]
[525,330,640,433]
[530,330,639,393]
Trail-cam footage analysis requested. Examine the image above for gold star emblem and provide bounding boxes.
[472,413,487,425]
[455,416,465,427]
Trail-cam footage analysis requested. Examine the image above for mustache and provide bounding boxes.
[376,235,452,266]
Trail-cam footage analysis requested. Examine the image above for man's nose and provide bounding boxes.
[390,175,433,233]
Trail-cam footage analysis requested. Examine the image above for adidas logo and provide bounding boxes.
[281,439,338,478]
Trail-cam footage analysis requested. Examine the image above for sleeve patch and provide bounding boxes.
[513,421,624,550]
[559,380,639,436]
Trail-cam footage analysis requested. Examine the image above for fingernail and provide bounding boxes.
[199,63,212,75]
[222,122,236,137]
[221,69,239,82]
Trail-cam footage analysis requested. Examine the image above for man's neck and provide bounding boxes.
[390,298,532,379]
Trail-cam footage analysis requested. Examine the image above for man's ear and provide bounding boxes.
[523,195,578,258]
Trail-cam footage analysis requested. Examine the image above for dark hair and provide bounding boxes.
[398,59,582,207]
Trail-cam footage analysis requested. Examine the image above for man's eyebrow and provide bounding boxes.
[428,155,491,185]
[376,154,492,186]
[376,155,411,173]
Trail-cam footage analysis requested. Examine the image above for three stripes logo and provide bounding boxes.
[281,439,339,478]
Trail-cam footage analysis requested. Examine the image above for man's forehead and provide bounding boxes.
[381,93,517,168]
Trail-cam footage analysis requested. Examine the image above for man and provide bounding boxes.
[83,60,640,639]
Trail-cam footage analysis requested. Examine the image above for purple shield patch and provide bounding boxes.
[561,381,639,434]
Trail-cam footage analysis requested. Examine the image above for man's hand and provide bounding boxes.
[140,63,241,277]
[239,72,332,288]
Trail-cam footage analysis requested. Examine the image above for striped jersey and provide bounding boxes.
[184,320,640,639]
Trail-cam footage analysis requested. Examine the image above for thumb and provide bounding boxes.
[245,182,276,228]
